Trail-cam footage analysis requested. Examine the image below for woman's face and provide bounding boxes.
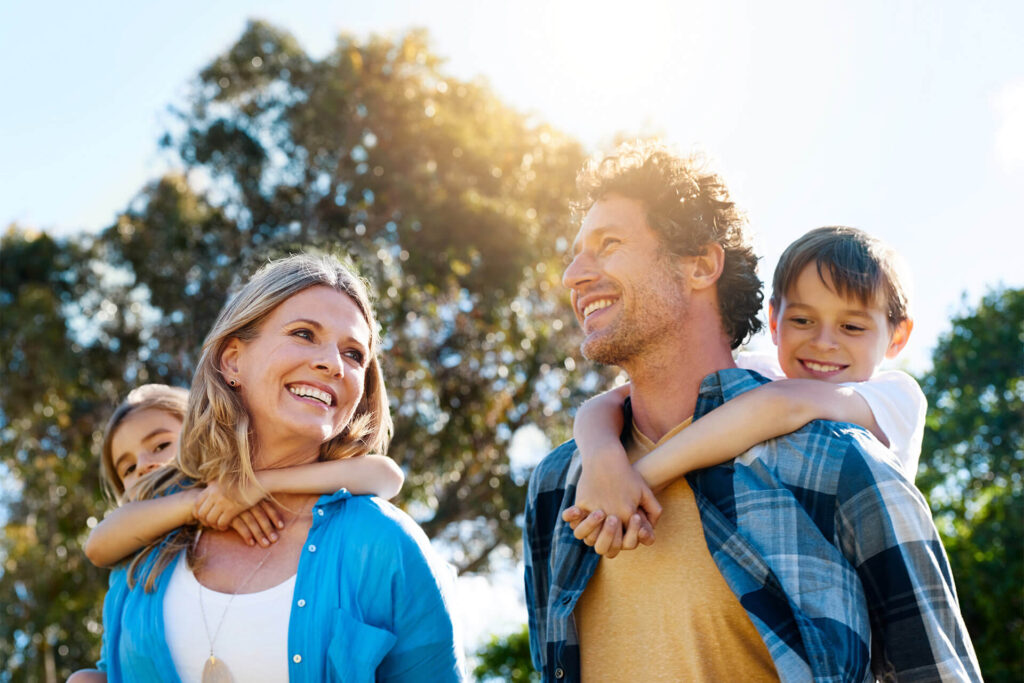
[221,286,371,459]
[110,408,182,500]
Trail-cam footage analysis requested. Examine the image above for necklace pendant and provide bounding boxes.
[202,655,233,683]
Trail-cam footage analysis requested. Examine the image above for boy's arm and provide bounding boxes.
[83,489,199,567]
[257,454,404,499]
[633,379,883,489]
[570,385,661,526]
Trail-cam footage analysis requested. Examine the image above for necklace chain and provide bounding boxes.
[196,529,278,658]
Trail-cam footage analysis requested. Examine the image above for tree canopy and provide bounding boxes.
[916,287,1023,682]
[1,21,604,680]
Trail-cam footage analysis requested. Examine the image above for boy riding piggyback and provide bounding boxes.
[567,226,927,552]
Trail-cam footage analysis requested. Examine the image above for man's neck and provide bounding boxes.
[626,334,735,444]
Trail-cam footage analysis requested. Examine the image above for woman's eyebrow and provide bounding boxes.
[284,318,323,329]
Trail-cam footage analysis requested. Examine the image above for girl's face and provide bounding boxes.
[110,408,182,500]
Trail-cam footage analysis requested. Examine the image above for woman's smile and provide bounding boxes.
[222,285,370,458]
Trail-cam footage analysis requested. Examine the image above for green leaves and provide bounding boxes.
[917,287,1024,682]
[1,23,603,678]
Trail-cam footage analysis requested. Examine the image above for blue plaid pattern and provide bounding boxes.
[524,368,980,682]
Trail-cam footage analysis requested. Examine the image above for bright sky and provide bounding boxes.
[3,0,1023,370]
[3,0,1023,651]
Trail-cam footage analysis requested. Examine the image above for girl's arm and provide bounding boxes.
[83,489,200,568]
[258,454,404,499]
[193,454,406,531]
[632,378,881,489]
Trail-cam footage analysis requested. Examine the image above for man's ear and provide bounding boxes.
[768,302,780,345]
[885,318,913,359]
[220,338,243,382]
[688,243,725,291]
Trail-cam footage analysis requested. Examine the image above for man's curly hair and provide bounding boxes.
[574,141,763,349]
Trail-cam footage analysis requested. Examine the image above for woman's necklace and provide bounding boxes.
[194,528,280,683]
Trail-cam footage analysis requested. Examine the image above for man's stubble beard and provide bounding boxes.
[580,264,691,368]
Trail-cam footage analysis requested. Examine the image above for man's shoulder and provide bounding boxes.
[747,416,908,493]
[527,438,578,496]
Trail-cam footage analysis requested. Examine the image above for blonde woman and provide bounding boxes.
[95,254,463,682]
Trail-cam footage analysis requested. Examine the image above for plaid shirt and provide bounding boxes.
[524,368,980,682]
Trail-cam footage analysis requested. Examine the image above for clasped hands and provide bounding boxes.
[192,480,285,548]
[561,446,663,558]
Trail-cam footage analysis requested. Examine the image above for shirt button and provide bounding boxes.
[554,666,565,679]
[317,509,324,516]
[292,654,302,664]
[307,544,316,553]
[561,595,572,605]
[297,599,306,607]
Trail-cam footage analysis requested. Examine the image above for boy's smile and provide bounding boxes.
[770,264,911,383]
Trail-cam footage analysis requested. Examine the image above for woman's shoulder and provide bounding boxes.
[322,495,435,553]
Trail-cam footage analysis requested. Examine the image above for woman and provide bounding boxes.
[97,254,464,682]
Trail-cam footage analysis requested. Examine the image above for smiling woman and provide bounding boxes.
[94,253,464,682]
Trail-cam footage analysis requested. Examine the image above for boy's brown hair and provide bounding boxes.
[100,383,188,502]
[771,226,911,326]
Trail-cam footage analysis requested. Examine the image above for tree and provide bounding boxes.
[1,22,609,679]
[0,227,120,682]
[916,287,1024,682]
[474,625,538,683]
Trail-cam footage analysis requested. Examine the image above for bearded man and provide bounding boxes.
[523,141,980,682]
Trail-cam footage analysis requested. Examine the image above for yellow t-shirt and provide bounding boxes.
[575,419,778,682]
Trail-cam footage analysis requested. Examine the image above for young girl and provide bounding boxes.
[83,382,405,567]
[564,226,926,556]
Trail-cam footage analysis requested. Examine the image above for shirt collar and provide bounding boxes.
[695,367,771,419]
[315,487,354,511]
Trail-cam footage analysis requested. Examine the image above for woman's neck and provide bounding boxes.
[251,436,322,471]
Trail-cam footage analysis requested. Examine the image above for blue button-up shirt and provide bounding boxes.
[524,368,980,682]
[99,490,465,682]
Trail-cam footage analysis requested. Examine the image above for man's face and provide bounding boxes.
[562,194,690,366]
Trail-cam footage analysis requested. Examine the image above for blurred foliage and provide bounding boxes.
[474,624,538,682]
[916,287,1023,682]
[1,21,607,680]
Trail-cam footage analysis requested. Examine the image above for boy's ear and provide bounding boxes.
[688,243,725,291]
[768,302,780,345]
[885,318,914,359]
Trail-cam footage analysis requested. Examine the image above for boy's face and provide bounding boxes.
[769,264,911,383]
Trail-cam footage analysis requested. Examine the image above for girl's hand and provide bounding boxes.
[228,500,284,547]
[194,480,262,531]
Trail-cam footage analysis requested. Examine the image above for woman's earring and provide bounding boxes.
[229,378,238,387]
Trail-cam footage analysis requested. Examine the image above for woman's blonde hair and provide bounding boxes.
[129,253,393,589]
[100,384,188,502]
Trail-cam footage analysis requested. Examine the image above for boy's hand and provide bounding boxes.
[228,501,284,547]
[563,508,653,557]
[572,445,663,532]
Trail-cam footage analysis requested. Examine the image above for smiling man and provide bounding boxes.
[523,141,980,682]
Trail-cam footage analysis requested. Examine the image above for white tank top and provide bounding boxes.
[164,554,296,682]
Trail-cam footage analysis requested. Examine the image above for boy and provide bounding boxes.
[565,226,925,554]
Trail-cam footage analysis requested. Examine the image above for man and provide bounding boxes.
[523,141,980,681]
